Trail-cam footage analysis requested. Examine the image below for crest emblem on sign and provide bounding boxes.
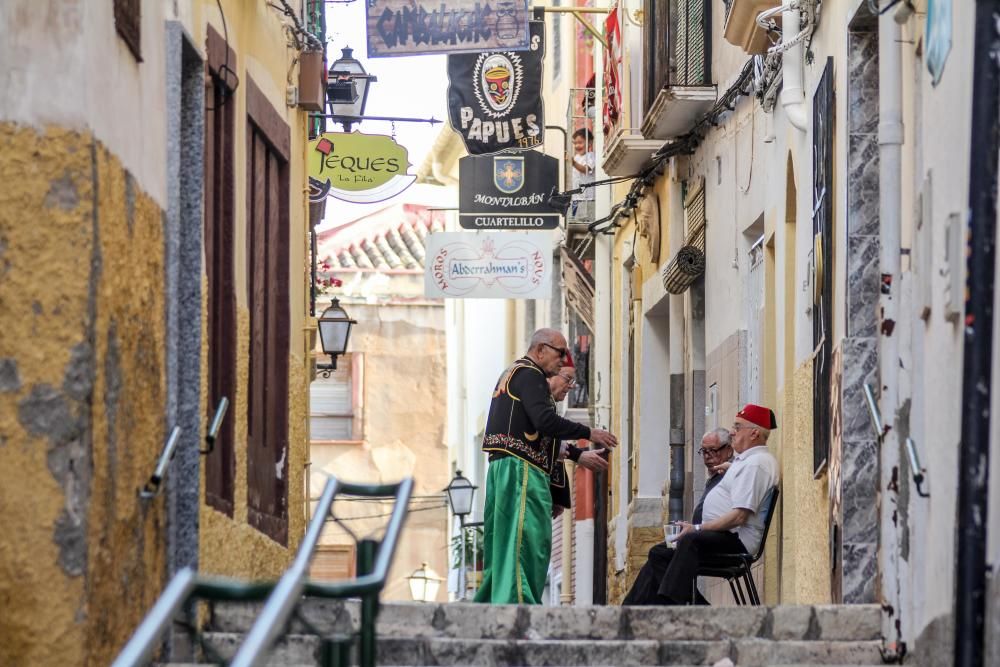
[493,156,525,194]
[474,53,523,118]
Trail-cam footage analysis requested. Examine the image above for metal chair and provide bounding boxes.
[695,486,779,606]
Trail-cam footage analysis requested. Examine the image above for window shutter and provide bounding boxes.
[310,544,356,581]
[684,179,707,251]
[114,0,142,61]
[310,357,354,441]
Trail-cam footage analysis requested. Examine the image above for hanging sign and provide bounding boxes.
[458,150,560,229]
[447,21,544,155]
[366,0,531,58]
[308,132,416,204]
[424,232,553,299]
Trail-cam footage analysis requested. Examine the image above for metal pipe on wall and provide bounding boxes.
[954,3,1000,666]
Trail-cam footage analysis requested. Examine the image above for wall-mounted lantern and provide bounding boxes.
[327,47,376,131]
[317,297,356,377]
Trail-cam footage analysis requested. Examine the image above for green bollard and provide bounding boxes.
[357,539,378,667]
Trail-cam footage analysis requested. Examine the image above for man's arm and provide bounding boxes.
[675,508,752,538]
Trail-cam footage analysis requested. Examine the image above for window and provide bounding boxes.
[246,76,292,545]
[310,544,357,581]
[204,25,238,516]
[310,353,361,441]
[114,0,142,61]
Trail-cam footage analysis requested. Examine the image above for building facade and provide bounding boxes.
[309,202,450,602]
[0,1,318,663]
[587,0,1000,662]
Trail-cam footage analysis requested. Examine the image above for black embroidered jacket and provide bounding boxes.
[482,357,591,475]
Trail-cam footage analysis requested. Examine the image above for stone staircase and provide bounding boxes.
[166,600,884,666]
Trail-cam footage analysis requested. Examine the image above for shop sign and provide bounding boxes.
[458,150,559,229]
[424,232,553,299]
[308,132,416,204]
[447,21,544,155]
[366,0,531,57]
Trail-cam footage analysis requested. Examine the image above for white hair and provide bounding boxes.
[702,428,731,447]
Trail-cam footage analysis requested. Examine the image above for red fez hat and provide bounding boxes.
[737,403,777,429]
[562,352,574,368]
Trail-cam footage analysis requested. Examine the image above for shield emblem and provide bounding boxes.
[493,156,525,194]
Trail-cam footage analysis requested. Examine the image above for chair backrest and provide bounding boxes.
[749,486,780,562]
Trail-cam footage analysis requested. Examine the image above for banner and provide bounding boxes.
[603,2,622,137]
[366,0,531,57]
[458,150,560,229]
[425,232,553,299]
[308,132,416,204]
[447,21,544,155]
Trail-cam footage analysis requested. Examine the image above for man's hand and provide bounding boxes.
[675,521,696,540]
[711,461,732,475]
[589,428,618,449]
[576,448,609,472]
[557,441,570,461]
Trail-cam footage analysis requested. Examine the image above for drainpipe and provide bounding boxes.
[778,0,808,131]
[877,10,904,655]
[954,3,1000,666]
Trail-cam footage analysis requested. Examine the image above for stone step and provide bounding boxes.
[198,632,884,667]
[209,601,881,644]
[211,598,881,641]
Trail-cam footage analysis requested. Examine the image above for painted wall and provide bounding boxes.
[183,0,312,580]
[0,1,315,661]
[0,126,168,666]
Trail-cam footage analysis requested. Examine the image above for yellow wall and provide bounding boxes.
[191,0,312,579]
[0,125,168,667]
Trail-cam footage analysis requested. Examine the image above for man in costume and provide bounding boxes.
[548,365,609,518]
[622,428,733,604]
[475,329,618,604]
[626,404,779,605]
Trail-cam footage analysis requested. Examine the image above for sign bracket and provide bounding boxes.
[542,7,609,49]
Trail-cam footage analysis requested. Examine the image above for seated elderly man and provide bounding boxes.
[625,404,779,605]
[622,427,733,605]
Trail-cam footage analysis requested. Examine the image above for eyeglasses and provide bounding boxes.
[542,342,569,357]
[731,423,752,432]
[698,445,730,455]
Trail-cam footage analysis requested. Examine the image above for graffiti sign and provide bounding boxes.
[366,0,531,57]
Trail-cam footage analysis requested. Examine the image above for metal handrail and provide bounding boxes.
[111,570,277,667]
[201,396,229,455]
[140,426,183,499]
[231,476,414,667]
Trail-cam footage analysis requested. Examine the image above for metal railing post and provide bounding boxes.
[357,538,378,667]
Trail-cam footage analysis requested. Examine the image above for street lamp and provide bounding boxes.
[327,46,376,132]
[445,470,477,599]
[317,298,356,377]
[407,562,444,603]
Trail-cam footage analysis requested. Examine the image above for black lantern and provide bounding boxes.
[317,298,356,376]
[327,47,377,131]
[445,470,477,519]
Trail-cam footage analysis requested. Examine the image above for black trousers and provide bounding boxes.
[622,530,747,605]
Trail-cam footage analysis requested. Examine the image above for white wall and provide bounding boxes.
[1,1,170,206]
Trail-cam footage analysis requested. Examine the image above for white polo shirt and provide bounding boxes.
[701,445,779,554]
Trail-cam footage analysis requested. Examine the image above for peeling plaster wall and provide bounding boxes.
[0,126,167,667]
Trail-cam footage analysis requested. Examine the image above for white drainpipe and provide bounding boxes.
[878,12,905,654]
[777,0,808,131]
